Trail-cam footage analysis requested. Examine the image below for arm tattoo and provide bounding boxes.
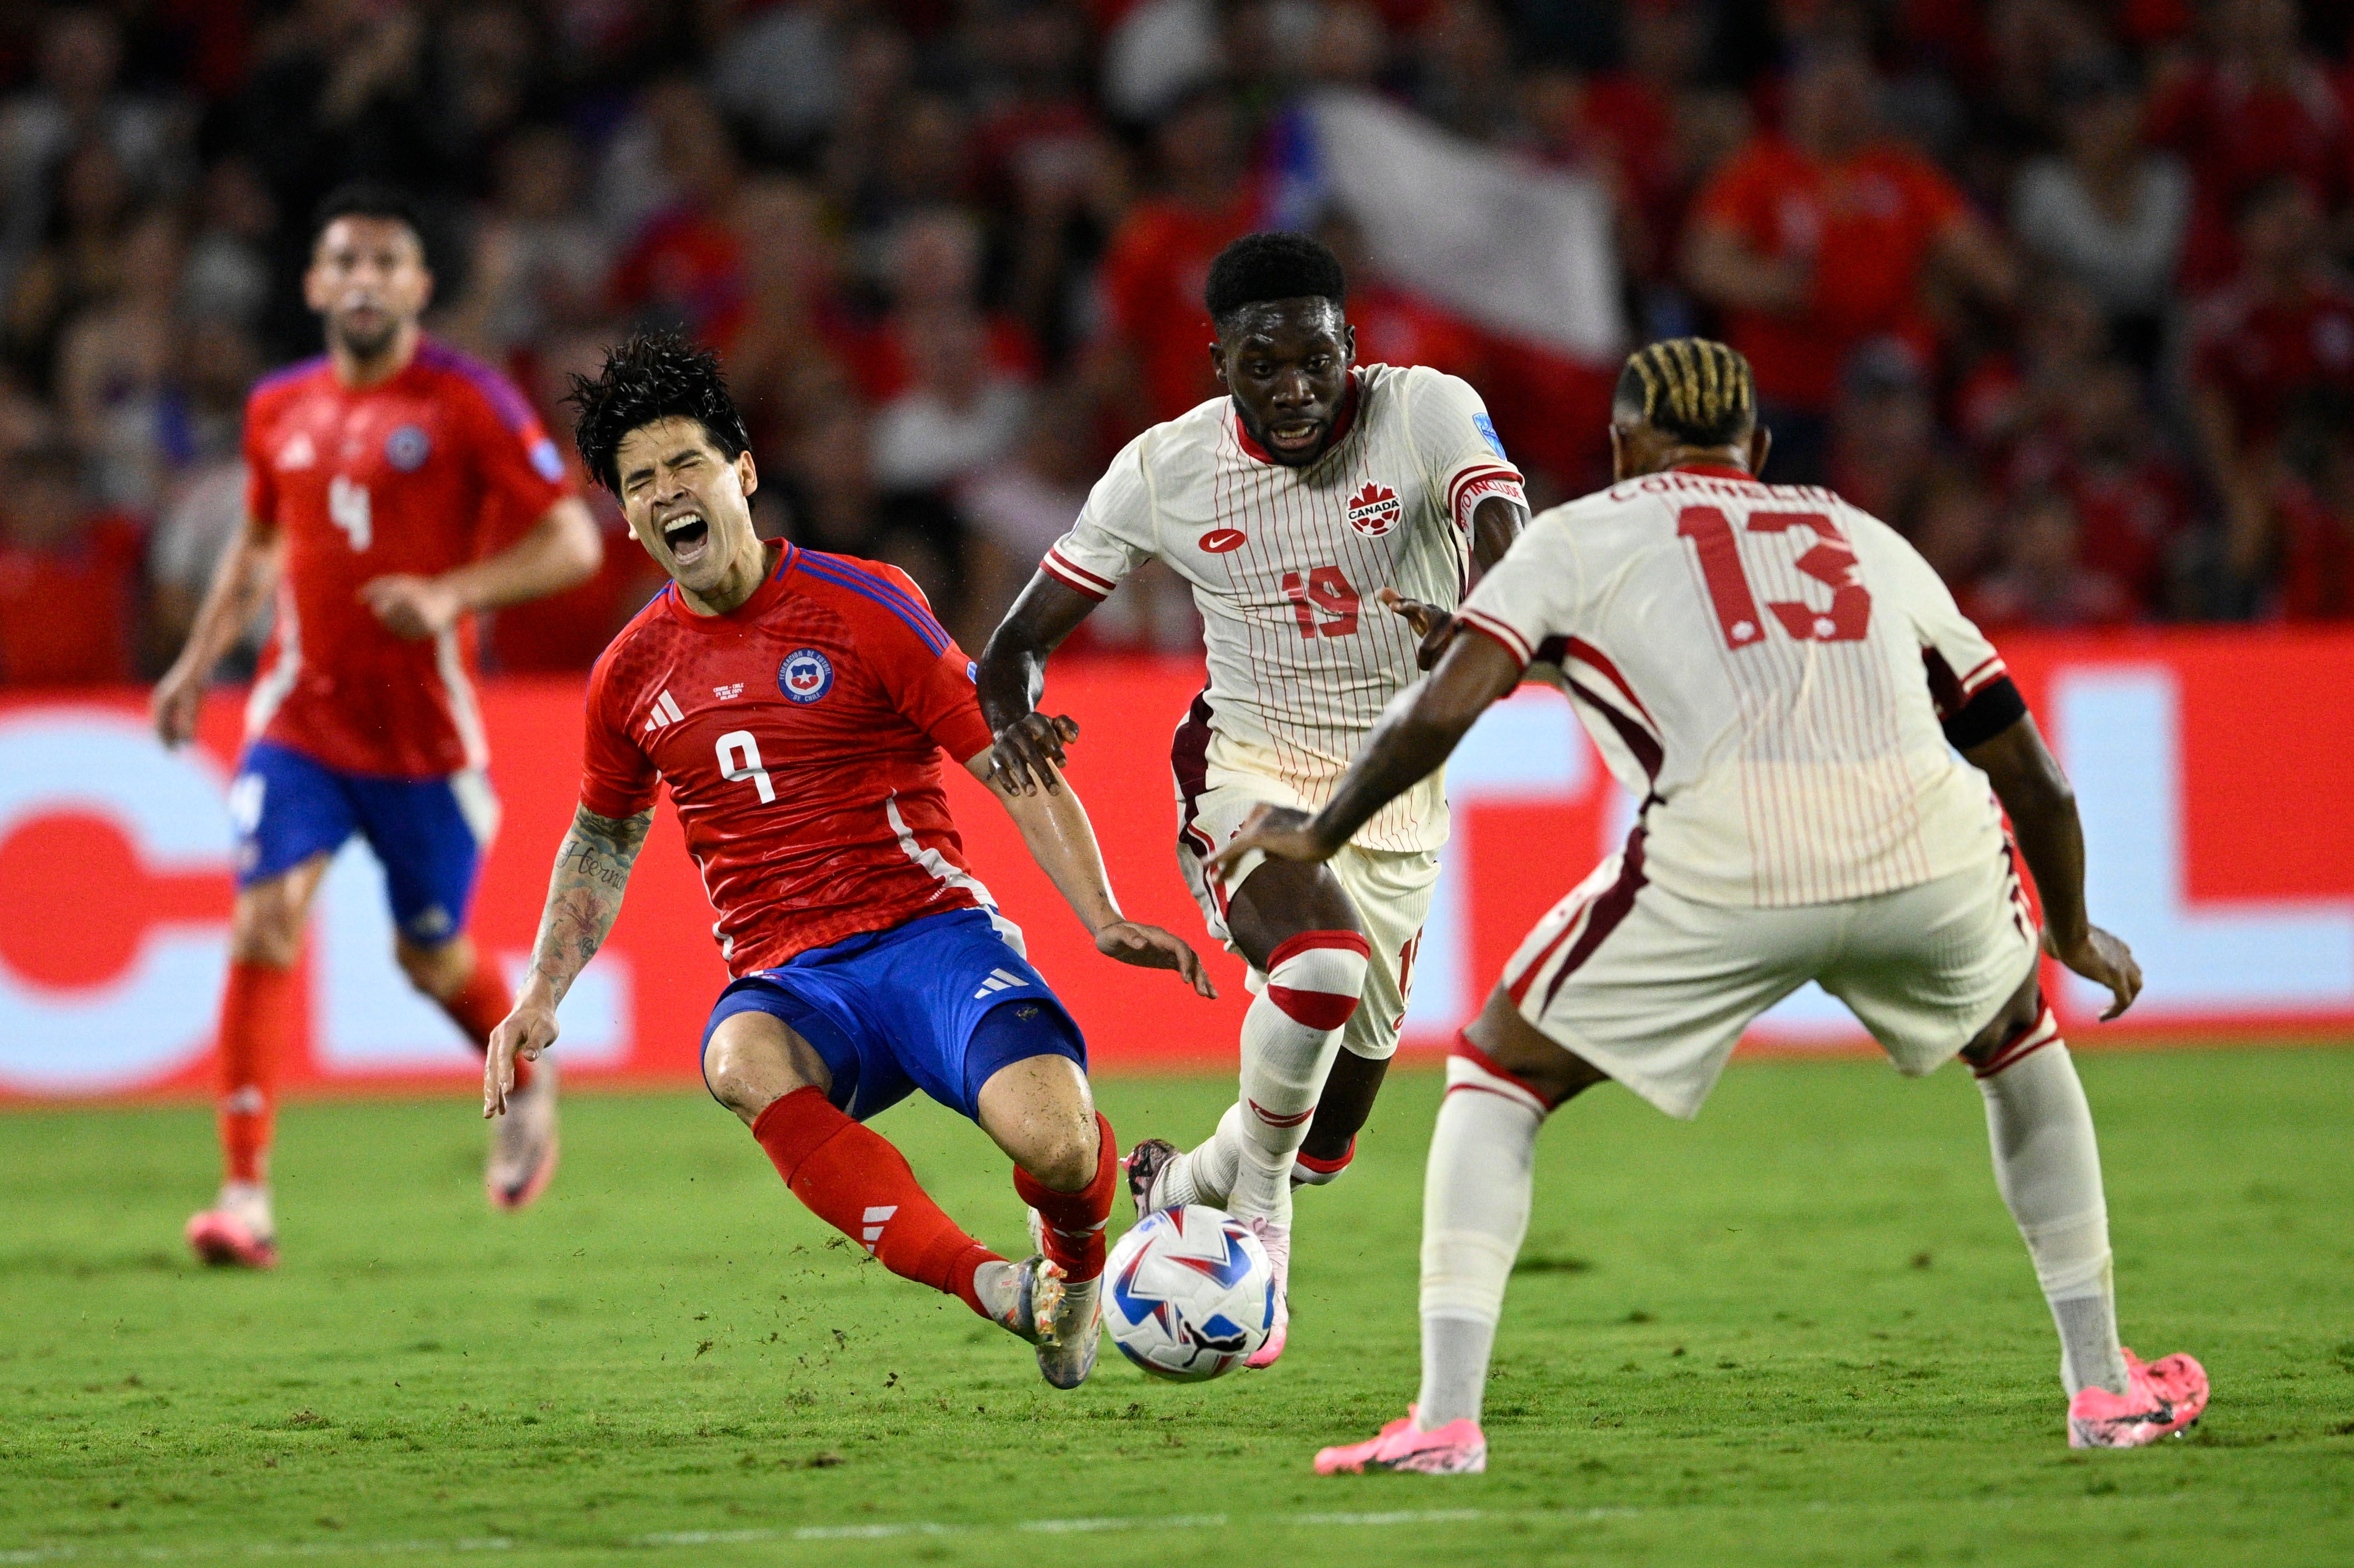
[526,805,653,1003]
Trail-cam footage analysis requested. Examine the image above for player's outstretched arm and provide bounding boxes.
[974,572,1101,796]
[151,512,283,748]
[965,752,1216,998]
[1963,713,2143,1021]
[361,496,603,640]
[1211,626,1524,875]
[486,802,654,1115]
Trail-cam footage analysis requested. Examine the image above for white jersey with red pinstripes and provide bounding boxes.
[1459,462,2009,908]
[1043,363,1523,853]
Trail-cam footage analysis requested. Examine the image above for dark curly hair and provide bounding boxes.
[1205,232,1346,333]
[565,332,751,493]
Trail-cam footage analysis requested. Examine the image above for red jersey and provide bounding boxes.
[242,338,574,777]
[1692,136,1967,412]
[579,542,998,976]
[1098,192,1258,423]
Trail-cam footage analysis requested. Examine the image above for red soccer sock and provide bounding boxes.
[752,1088,1003,1317]
[1013,1112,1117,1282]
[436,957,530,1092]
[216,959,299,1184]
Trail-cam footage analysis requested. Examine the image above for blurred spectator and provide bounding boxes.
[2263,400,2354,619]
[712,0,848,160]
[1094,92,1259,425]
[1970,487,2136,628]
[146,458,261,678]
[1828,338,1940,529]
[609,79,749,345]
[872,307,1037,492]
[2011,60,2188,369]
[6,137,136,391]
[2012,357,2194,618]
[1684,47,2015,482]
[2147,0,2348,292]
[0,7,179,294]
[1910,465,2001,592]
[445,126,611,361]
[56,208,182,510]
[2188,177,2354,584]
[181,158,278,333]
[0,443,142,687]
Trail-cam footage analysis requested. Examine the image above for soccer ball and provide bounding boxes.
[1102,1205,1275,1381]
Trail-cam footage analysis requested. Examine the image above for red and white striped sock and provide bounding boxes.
[751,1088,1003,1317]
[1227,931,1368,1226]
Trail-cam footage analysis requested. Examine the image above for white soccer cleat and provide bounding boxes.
[488,1055,560,1210]
[1242,1214,1290,1369]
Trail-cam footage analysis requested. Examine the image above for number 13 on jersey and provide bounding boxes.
[1676,506,1871,651]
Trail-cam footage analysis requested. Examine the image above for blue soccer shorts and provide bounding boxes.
[228,739,500,947]
[700,906,1088,1123]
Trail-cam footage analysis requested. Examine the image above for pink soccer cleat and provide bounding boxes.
[1315,1406,1488,1476]
[2067,1348,2209,1448]
[1242,1215,1289,1369]
[185,1209,278,1270]
[1122,1138,1181,1218]
[488,1055,560,1211]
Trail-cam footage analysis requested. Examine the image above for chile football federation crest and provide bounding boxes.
[1345,481,1402,537]
[779,648,834,703]
[384,424,431,471]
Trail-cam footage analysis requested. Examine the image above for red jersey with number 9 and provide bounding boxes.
[240,338,573,778]
[578,541,999,975]
[1455,463,2011,910]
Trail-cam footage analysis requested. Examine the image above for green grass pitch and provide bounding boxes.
[2,1047,2350,1567]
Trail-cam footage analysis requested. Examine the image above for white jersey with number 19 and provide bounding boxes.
[1041,362,1524,855]
[1457,461,2009,910]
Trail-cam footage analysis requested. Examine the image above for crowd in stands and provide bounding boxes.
[3,0,2353,690]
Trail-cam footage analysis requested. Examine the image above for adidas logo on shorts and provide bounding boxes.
[972,967,1028,1000]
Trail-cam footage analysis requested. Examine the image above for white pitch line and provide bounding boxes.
[3,1506,1622,1562]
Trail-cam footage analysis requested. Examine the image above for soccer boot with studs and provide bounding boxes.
[2067,1348,2209,1448]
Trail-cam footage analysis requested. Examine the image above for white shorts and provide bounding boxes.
[1503,838,2039,1119]
[1177,777,1440,1062]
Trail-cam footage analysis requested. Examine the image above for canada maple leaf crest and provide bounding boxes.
[1345,481,1401,536]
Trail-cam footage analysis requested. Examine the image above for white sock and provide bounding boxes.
[1976,1015,2127,1397]
[1164,1102,1243,1209]
[1225,933,1367,1225]
[1416,1052,1547,1429]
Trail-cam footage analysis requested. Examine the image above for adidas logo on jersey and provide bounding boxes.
[642,690,685,732]
[972,967,1029,1000]
[1345,481,1401,536]
[276,432,316,470]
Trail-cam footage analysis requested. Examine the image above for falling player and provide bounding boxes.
[1215,338,2208,1470]
[977,232,1527,1367]
[485,335,1213,1386]
[152,183,603,1266]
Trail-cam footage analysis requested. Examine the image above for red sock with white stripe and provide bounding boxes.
[434,957,530,1092]
[751,1088,1003,1317]
[1976,1007,2127,1397]
[1417,1034,1553,1430]
[1227,931,1369,1226]
[1013,1112,1117,1282]
[216,958,299,1185]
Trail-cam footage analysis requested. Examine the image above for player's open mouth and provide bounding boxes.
[1266,420,1325,454]
[661,512,711,564]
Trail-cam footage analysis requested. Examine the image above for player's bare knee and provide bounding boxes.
[394,935,470,998]
[1018,1114,1099,1194]
[1465,989,1605,1108]
[229,896,305,968]
[1961,970,2045,1068]
[704,1016,828,1127]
